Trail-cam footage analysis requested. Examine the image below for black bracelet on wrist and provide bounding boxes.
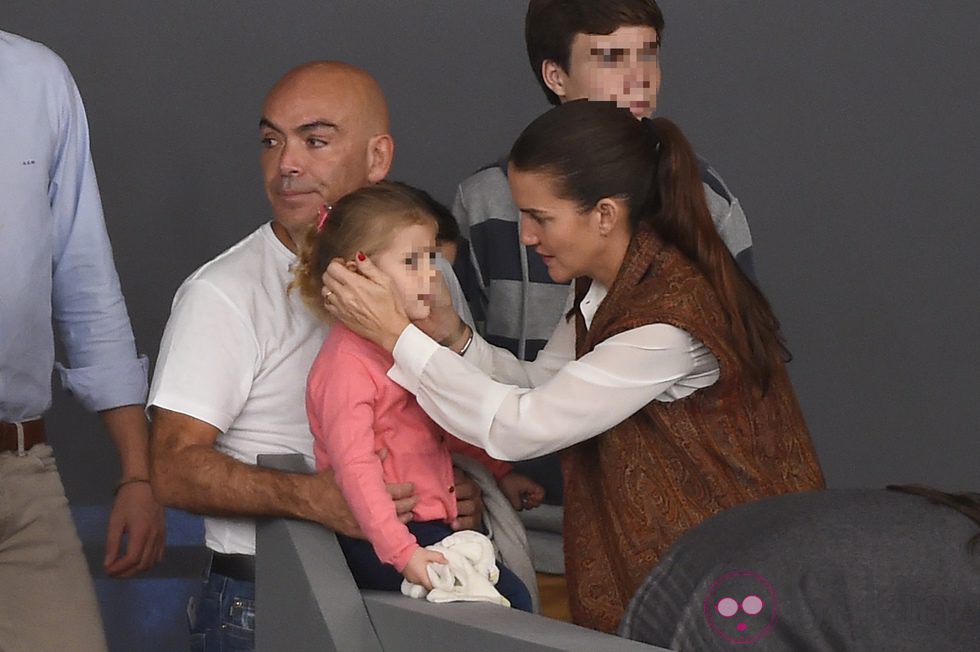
[439,320,467,348]
[114,477,150,496]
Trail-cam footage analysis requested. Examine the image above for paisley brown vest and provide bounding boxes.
[561,228,825,633]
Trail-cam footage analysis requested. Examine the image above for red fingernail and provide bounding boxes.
[357,251,366,261]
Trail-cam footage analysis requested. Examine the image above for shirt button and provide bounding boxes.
[448,485,455,493]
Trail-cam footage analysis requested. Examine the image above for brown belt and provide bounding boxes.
[0,419,46,454]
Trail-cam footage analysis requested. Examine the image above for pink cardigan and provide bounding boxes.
[306,324,511,572]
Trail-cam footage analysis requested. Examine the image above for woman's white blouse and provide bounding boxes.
[387,282,720,461]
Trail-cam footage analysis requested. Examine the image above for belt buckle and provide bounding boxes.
[15,422,26,456]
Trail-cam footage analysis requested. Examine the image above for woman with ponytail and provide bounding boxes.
[321,100,825,633]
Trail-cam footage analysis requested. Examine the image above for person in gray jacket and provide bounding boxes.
[620,485,980,651]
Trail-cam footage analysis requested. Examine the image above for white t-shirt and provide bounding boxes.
[149,223,328,555]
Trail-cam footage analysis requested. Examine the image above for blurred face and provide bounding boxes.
[374,222,439,320]
[509,168,601,283]
[259,75,376,239]
[552,25,661,118]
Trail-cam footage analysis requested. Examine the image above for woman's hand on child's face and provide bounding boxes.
[322,254,410,352]
[411,265,461,343]
[403,547,448,590]
[498,472,546,511]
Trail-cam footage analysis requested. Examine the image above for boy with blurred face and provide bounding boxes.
[532,12,662,117]
[450,0,755,605]
[455,0,754,366]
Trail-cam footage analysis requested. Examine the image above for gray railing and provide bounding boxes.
[255,454,668,652]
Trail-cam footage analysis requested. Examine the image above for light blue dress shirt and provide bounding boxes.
[0,30,147,422]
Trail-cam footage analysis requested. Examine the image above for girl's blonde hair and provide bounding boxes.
[291,181,439,322]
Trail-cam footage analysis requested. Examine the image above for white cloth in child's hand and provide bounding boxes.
[399,531,509,607]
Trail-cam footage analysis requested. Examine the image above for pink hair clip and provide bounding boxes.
[316,204,332,231]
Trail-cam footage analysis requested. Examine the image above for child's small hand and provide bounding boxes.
[498,472,545,511]
[402,547,448,590]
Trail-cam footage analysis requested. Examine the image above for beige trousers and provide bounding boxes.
[0,444,108,652]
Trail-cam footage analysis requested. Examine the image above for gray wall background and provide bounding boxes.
[7,0,978,506]
[5,0,978,633]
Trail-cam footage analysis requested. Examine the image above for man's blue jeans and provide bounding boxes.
[187,571,255,651]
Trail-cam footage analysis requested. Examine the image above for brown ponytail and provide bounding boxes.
[646,117,788,391]
[510,100,787,393]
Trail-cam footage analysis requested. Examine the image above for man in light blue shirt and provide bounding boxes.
[0,29,165,652]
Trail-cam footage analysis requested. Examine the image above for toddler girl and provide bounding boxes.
[292,181,540,610]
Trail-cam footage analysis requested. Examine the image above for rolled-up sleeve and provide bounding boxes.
[56,355,148,412]
[48,57,147,412]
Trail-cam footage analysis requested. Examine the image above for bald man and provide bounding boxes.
[148,62,479,649]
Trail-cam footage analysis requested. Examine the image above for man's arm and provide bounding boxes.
[44,53,167,576]
[100,404,165,577]
[451,466,484,531]
[149,407,369,537]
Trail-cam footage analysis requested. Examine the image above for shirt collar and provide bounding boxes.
[578,280,608,330]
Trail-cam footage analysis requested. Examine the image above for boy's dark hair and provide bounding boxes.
[525,0,665,106]
[398,184,460,244]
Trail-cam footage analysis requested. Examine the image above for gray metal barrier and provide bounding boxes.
[255,454,668,651]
